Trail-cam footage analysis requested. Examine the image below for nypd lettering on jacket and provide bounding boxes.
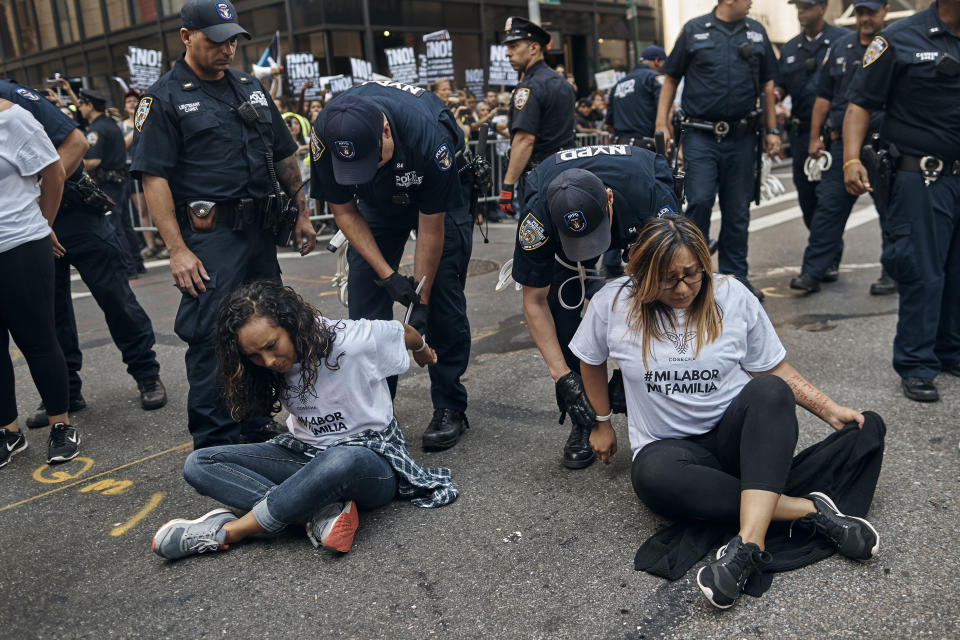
[556,145,633,163]
[296,412,348,436]
[362,79,426,97]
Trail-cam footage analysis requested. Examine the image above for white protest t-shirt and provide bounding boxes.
[280,318,410,448]
[569,275,786,458]
[0,104,59,254]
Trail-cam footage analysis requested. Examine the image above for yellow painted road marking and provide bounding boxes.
[110,492,165,537]
[1,442,191,512]
[32,457,95,484]
[80,479,133,495]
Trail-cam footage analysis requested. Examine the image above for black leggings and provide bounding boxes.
[0,237,69,424]
[631,375,798,525]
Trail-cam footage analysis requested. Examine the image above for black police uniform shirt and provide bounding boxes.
[130,55,296,204]
[776,23,848,124]
[848,1,960,162]
[85,114,127,172]
[309,80,468,230]
[815,30,884,133]
[604,64,664,138]
[509,60,576,159]
[662,12,778,121]
[0,80,81,180]
[511,145,679,288]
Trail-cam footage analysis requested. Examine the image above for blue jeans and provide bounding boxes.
[183,441,399,533]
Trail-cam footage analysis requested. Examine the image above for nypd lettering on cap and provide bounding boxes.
[216,2,233,20]
[15,88,39,101]
[563,211,587,233]
[434,143,453,171]
[335,140,356,160]
[519,213,548,251]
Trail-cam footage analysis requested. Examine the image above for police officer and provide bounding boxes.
[309,82,473,451]
[776,0,847,235]
[791,0,891,295]
[132,0,317,448]
[656,0,782,301]
[498,16,576,217]
[512,144,678,469]
[77,88,145,276]
[605,45,667,146]
[843,0,960,403]
[0,80,168,430]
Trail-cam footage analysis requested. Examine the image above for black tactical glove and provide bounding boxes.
[375,271,419,307]
[555,371,597,429]
[608,369,627,415]
[408,302,429,336]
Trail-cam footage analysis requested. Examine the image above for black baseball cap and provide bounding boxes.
[503,16,551,47]
[322,95,384,185]
[788,0,828,5]
[181,0,250,43]
[546,169,610,262]
[640,45,666,61]
[852,0,888,8]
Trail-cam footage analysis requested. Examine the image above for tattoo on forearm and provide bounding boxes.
[275,156,307,211]
[786,373,828,417]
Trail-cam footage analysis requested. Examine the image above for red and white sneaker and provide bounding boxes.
[306,501,359,553]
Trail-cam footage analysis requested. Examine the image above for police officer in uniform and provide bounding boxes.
[498,17,576,217]
[656,0,782,301]
[132,0,317,448]
[512,144,678,468]
[791,0,891,295]
[605,45,667,147]
[310,82,473,451]
[843,0,960,403]
[776,0,847,235]
[0,80,168,429]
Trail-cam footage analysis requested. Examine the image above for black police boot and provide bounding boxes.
[790,273,821,294]
[743,279,766,302]
[26,394,86,429]
[869,274,897,296]
[137,377,167,410]
[422,408,469,452]
[900,377,939,403]
[562,422,595,470]
[239,420,286,444]
[822,263,840,283]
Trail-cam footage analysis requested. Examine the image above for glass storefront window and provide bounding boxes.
[35,0,57,50]
[597,39,628,71]
[247,4,284,38]
[14,0,39,54]
[324,0,361,25]
[104,0,133,32]
[1,0,21,56]
[55,0,79,44]
[79,0,104,38]
[294,30,328,74]
[161,0,184,17]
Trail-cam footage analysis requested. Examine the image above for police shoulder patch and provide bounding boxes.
[134,97,153,132]
[863,36,888,68]
[513,87,531,110]
[519,213,548,251]
[434,142,453,171]
[311,129,325,162]
[15,87,39,101]
[86,131,99,146]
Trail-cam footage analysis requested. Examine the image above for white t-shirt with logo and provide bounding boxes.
[280,318,410,449]
[569,275,786,458]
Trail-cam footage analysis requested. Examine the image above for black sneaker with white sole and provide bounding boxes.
[0,428,28,468]
[47,423,80,463]
[790,492,880,560]
[696,535,772,609]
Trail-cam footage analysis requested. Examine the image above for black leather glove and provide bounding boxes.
[375,271,419,307]
[608,369,627,415]
[555,371,597,429]
[408,302,429,335]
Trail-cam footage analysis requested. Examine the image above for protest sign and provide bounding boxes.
[126,46,162,92]
[488,45,518,87]
[285,52,323,100]
[594,69,624,91]
[385,47,418,85]
[423,30,454,84]
[465,68,485,98]
[328,75,354,96]
[350,58,372,84]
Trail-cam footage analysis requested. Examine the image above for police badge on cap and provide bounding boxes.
[503,16,551,47]
[181,0,250,42]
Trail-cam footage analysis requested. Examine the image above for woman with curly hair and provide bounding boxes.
[152,280,456,560]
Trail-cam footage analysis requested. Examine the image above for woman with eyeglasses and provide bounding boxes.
[569,214,880,610]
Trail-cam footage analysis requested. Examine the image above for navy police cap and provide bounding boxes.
[181,0,251,43]
[546,168,611,263]
[852,0,889,8]
[503,16,551,47]
[640,45,666,61]
[788,0,828,5]
[322,94,384,186]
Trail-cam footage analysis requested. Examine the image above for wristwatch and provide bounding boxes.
[766,127,782,136]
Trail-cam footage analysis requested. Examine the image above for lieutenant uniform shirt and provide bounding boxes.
[511,144,679,288]
[0,80,80,180]
[309,80,469,230]
[130,55,296,205]
[814,30,884,133]
[605,64,664,138]
[663,13,778,121]
[848,2,960,161]
[85,114,126,173]
[776,23,848,125]
[509,59,576,161]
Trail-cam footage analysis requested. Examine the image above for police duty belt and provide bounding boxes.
[681,114,758,143]
[897,154,960,187]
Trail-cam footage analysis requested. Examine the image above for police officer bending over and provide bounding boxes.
[843,0,960,403]
[499,17,576,217]
[310,82,473,451]
[656,0,782,301]
[605,45,667,148]
[132,0,317,449]
[512,145,678,469]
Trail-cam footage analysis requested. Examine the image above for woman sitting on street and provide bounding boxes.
[569,214,880,609]
[152,280,456,560]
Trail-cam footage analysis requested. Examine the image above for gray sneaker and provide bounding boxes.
[152,508,237,560]
[305,501,358,553]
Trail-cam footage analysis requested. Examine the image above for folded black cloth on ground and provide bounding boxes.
[634,411,885,597]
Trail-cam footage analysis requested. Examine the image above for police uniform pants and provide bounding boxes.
[346,211,472,411]
[174,224,281,449]
[52,205,160,397]
[103,182,143,275]
[801,140,891,280]
[682,129,756,280]
[884,172,960,379]
[789,131,818,229]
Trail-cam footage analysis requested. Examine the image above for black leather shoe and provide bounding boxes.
[822,264,840,283]
[900,377,939,402]
[239,420,286,444]
[137,377,167,410]
[790,273,821,293]
[869,275,898,296]
[422,408,468,451]
[562,423,595,469]
[26,394,86,429]
[743,279,765,302]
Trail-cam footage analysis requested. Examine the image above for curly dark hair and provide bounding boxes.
[216,280,342,421]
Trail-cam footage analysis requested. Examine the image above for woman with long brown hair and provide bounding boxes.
[569,214,880,609]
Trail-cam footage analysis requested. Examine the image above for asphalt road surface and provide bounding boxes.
[3,169,957,639]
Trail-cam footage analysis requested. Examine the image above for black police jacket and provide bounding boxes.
[815,30,884,133]
[509,60,576,158]
[776,23,849,123]
[605,64,664,138]
[85,114,127,172]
